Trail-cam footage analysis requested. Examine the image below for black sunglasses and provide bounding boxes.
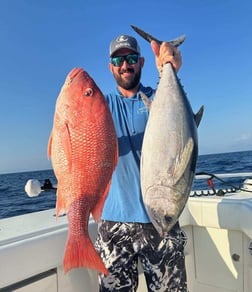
[111,54,139,67]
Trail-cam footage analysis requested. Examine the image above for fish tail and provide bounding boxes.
[63,235,109,275]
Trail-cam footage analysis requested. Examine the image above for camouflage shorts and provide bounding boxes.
[95,221,188,292]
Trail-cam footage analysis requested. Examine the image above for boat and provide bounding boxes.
[1,173,252,291]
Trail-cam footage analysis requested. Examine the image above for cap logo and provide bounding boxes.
[116,35,128,42]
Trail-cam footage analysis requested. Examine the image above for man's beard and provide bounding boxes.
[113,68,141,90]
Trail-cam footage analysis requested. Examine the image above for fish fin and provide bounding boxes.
[173,138,194,184]
[131,25,186,47]
[61,122,73,171]
[114,138,119,165]
[139,91,152,110]
[47,120,72,169]
[194,105,204,127]
[92,181,112,222]
[55,183,66,218]
[63,235,109,275]
[47,132,53,159]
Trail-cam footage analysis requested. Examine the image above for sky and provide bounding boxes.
[0,0,251,174]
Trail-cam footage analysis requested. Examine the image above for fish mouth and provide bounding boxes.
[144,185,181,236]
[146,204,177,237]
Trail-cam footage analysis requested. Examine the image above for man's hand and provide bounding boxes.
[151,40,182,75]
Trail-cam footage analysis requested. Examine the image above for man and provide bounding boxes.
[95,34,187,292]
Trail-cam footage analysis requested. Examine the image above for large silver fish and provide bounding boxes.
[140,63,203,236]
[141,63,203,237]
[134,26,204,236]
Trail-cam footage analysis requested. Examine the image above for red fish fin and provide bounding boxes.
[91,181,111,222]
[114,140,119,166]
[63,235,109,275]
[55,197,62,219]
[47,132,53,159]
[61,122,73,171]
[47,121,72,169]
[55,197,62,220]
[55,184,67,219]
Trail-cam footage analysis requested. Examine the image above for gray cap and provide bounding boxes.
[109,35,140,57]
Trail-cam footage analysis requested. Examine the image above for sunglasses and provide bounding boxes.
[111,54,139,67]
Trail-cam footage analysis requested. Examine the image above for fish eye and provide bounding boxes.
[84,88,94,96]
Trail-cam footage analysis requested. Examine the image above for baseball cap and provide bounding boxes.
[109,35,141,57]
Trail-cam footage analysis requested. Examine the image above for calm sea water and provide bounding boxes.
[0,150,252,219]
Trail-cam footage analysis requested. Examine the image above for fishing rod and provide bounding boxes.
[194,172,252,195]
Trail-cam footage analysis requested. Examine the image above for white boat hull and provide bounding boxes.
[1,189,252,291]
[181,191,252,292]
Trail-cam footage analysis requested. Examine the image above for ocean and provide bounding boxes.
[0,150,252,219]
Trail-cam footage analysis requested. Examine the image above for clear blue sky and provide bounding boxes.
[0,0,251,174]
